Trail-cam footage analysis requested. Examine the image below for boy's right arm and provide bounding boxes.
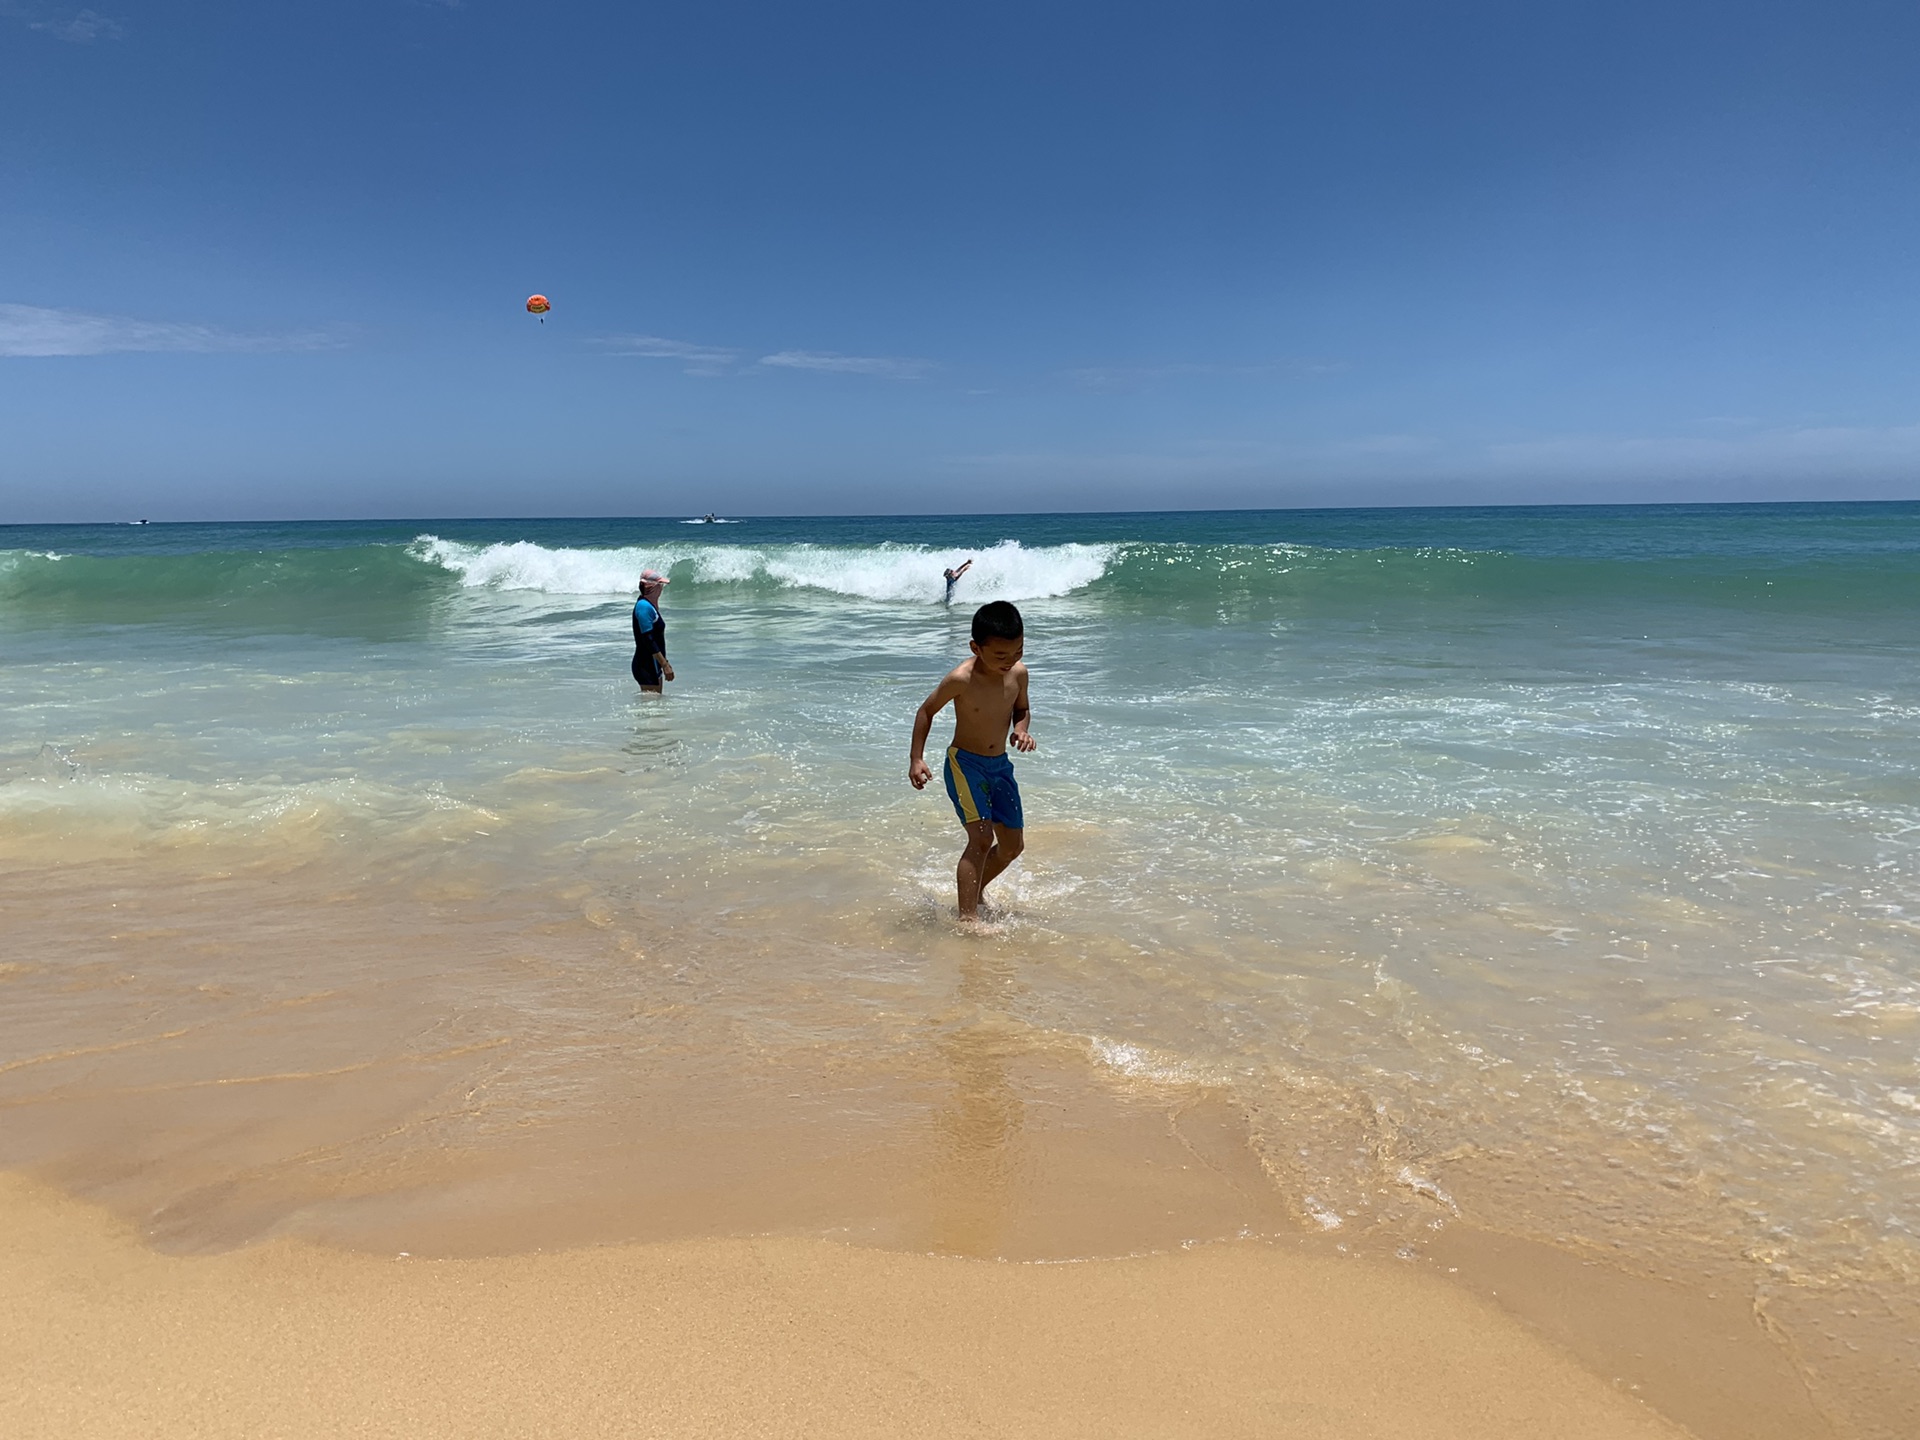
[908,678,957,789]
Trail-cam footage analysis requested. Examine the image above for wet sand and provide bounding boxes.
[0,1171,1691,1440]
[7,853,1912,1440]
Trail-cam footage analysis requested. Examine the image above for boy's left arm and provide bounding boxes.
[1010,667,1035,752]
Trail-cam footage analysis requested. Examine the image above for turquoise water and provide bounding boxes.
[3,504,1918,1413]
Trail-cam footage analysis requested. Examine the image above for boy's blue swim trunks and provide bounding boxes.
[943,745,1024,829]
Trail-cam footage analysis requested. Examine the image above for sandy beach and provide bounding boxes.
[1,1171,1702,1440]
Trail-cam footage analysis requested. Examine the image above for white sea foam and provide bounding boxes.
[1087,1036,1223,1086]
[410,537,650,596]
[410,536,1113,604]
[1303,1197,1346,1231]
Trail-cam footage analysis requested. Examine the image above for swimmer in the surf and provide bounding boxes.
[943,558,974,605]
[631,569,674,693]
[908,601,1034,921]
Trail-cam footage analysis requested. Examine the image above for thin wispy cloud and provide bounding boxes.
[0,304,339,357]
[1,2,123,41]
[593,336,935,380]
[758,350,933,380]
[590,333,741,377]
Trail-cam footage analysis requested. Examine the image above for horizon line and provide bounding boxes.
[7,496,1920,528]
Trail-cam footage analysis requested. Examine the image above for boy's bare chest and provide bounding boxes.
[956,675,1016,720]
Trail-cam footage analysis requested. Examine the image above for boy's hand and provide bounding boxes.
[662,661,675,682]
[908,757,932,789]
[1011,730,1036,753]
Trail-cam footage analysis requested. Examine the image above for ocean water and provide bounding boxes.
[3,504,1918,1428]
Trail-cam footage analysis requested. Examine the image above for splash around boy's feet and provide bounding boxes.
[908,601,1036,921]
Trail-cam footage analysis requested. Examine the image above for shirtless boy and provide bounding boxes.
[908,600,1035,920]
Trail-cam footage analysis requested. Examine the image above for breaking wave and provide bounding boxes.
[409,536,1115,604]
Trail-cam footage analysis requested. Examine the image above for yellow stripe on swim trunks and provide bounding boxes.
[947,746,981,823]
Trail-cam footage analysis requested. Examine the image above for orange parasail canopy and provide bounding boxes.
[526,294,551,315]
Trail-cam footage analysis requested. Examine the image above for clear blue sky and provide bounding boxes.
[3,1,1918,521]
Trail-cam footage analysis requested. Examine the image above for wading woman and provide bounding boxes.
[631,569,674,693]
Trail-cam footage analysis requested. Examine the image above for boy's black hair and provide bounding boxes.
[971,600,1024,644]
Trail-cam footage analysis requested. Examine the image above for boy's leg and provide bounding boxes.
[979,824,1024,895]
[974,763,1025,901]
[956,819,998,918]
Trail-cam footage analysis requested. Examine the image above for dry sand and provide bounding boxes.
[0,1173,1688,1440]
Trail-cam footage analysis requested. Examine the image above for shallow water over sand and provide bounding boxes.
[4,505,1918,1436]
